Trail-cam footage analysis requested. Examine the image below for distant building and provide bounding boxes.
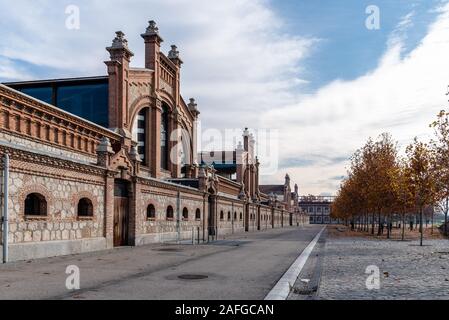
[259,175,304,227]
[299,195,340,224]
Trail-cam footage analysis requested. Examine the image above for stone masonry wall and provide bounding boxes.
[260,206,271,230]
[138,184,204,242]
[6,170,105,244]
[216,198,245,237]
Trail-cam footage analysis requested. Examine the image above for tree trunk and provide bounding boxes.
[371,212,375,235]
[401,212,405,241]
[387,216,391,239]
[445,210,448,237]
[445,197,448,236]
[377,213,382,236]
[431,210,434,235]
[420,206,423,247]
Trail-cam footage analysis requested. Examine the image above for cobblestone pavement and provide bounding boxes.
[317,232,449,299]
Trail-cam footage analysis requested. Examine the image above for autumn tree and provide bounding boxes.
[406,138,438,246]
[391,158,414,240]
[332,133,400,237]
[430,110,449,235]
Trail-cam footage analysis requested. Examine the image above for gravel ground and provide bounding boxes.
[317,234,449,299]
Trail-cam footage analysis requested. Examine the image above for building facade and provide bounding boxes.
[299,195,340,224]
[0,21,302,261]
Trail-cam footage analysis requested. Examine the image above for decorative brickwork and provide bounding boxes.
[0,20,304,261]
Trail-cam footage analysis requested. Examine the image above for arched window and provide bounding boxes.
[234,212,237,220]
[195,209,201,220]
[24,193,47,216]
[77,198,93,217]
[166,205,174,220]
[240,212,243,220]
[227,211,231,221]
[182,207,188,220]
[147,204,156,220]
[133,108,148,165]
[220,211,224,220]
[160,104,169,170]
[180,129,191,178]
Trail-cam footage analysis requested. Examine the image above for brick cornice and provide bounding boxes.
[136,176,203,195]
[0,144,106,177]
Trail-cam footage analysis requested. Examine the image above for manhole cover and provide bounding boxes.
[155,248,181,252]
[178,274,208,280]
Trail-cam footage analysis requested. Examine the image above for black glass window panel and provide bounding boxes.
[136,109,147,165]
[56,84,108,127]
[160,105,169,169]
[20,87,53,104]
[137,133,145,142]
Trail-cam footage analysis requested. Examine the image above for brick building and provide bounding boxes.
[0,21,302,261]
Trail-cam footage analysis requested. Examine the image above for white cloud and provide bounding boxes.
[0,57,33,80]
[0,0,316,131]
[0,0,317,190]
[260,2,449,194]
[4,0,448,196]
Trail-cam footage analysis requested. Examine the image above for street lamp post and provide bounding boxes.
[2,154,9,263]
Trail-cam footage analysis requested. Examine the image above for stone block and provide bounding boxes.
[23,231,32,242]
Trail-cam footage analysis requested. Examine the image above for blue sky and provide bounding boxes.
[271,0,442,92]
[1,0,449,195]
[0,0,439,86]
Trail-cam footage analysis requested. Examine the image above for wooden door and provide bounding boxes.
[208,195,216,236]
[245,204,249,232]
[113,197,129,247]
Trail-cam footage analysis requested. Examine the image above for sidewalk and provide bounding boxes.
[317,226,449,299]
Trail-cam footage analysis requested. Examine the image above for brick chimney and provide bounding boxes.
[141,20,163,70]
[285,173,290,186]
[243,127,250,152]
[168,45,183,67]
[105,31,134,134]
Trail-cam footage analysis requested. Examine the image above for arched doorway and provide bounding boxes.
[208,188,216,239]
[245,203,250,232]
[113,179,130,247]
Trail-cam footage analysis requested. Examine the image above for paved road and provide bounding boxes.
[0,225,323,300]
